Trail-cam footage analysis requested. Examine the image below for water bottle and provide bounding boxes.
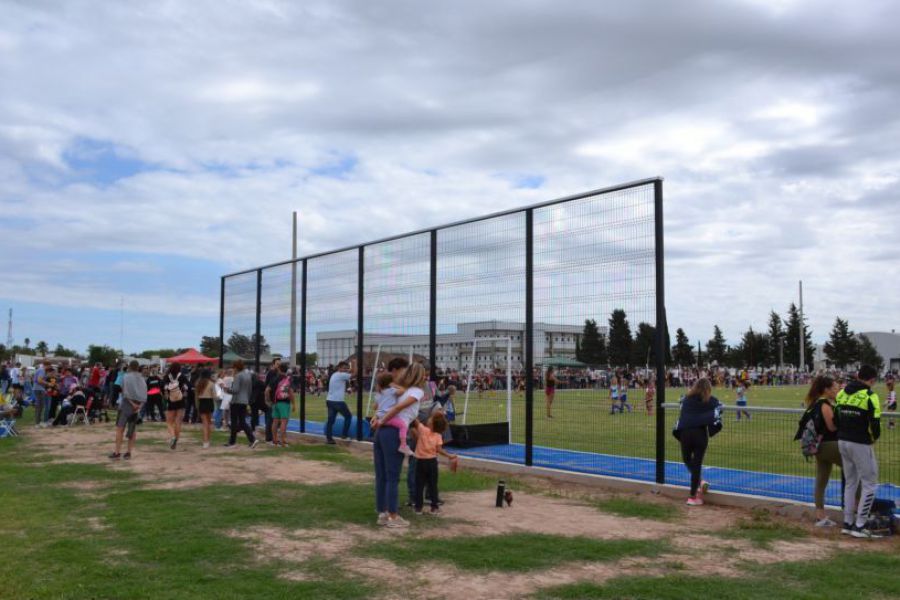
[495,480,506,508]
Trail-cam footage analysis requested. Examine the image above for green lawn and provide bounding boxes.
[300,384,899,486]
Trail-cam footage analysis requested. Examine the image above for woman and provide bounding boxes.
[803,376,842,527]
[545,366,557,419]
[225,359,258,448]
[163,363,187,450]
[195,369,216,449]
[673,378,722,506]
[271,363,294,447]
[371,362,427,529]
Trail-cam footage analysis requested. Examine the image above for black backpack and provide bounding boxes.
[794,401,824,459]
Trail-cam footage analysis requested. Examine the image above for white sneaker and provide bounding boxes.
[202,442,210,449]
[376,512,389,526]
[686,497,704,506]
[385,515,410,528]
[815,518,836,528]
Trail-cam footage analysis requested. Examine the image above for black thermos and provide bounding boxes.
[495,480,506,507]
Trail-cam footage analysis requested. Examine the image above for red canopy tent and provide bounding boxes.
[166,348,217,364]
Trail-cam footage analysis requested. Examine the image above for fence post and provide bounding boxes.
[429,230,437,382]
[654,179,666,484]
[255,269,262,375]
[218,277,225,370]
[357,246,365,441]
[299,259,307,433]
[525,208,534,466]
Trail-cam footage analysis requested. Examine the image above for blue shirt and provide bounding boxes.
[375,387,398,419]
[327,371,351,402]
[33,367,46,392]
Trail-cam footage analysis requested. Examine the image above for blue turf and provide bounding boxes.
[282,418,899,510]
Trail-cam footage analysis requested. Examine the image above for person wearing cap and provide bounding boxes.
[836,364,883,539]
[109,361,148,460]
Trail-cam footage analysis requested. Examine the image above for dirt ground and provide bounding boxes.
[24,423,896,600]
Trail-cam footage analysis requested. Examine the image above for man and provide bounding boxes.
[836,364,882,539]
[225,359,258,448]
[33,361,49,426]
[325,361,355,444]
[109,361,148,460]
[144,366,164,422]
[256,358,281,444]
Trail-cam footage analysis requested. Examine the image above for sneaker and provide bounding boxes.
[202,442,210,449]
[326,439,337,445]
[385,516,410,529]
[376,512,389,526]
[281,442,290,448]
[815,518,837,528]
[850,526,883,539]
[399,446,414,457]
[686,497,704,506]
[267,441,276,446]
[123,452,131,460]
[223,443,236,448]
[249,439,260,449]
[429,508,442,516]
[108,452,121,460]
[841,523,854,535]
[414,509,424,515]
[405,500,415,508]
[168,437,177,450]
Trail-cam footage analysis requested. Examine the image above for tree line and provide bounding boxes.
[575,304,885,371]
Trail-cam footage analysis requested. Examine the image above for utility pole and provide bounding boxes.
[120,296,125,353]
[6,308,12,348]
[799,280,805,372]
[289,212,298,366]
[697,340,702,368]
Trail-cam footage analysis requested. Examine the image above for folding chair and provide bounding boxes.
[70,405,89,426]
[0,417,17,437]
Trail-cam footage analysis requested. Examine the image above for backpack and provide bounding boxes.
[166,376,183,402]
[275,376,292,402]
[794,402,823,459]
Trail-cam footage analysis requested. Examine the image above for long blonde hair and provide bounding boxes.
[397,363,426,390]
[687,377,713,402]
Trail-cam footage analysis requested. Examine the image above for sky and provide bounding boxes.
[1,0,898,355]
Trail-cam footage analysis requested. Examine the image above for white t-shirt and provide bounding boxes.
[9,367,19,385]
[327,371,352,402]
[396,387,425,425]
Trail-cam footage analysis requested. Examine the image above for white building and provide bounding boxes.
[860,331,900,372]
[315,320,603,371]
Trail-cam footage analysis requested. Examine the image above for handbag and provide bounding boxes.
[166,377,183,402]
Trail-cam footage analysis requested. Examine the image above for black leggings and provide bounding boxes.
[414,458,439,511]
[679,427,709,496]
[229,404,256,445]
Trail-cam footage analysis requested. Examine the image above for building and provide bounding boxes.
[860,331,900,373]
[314,320,603,371]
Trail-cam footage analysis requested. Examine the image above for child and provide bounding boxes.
[411,411,458,515]
[645,379,655,416]
[609,377,621,415]
[886,380,896,430]
[736,380,751,421]
[619,373,633,413]
[373,373,413,456]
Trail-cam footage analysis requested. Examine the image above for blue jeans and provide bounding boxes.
[213,407,223,429]
[325,401,352,441]
[374,426,403,514]
[34,390,48,424]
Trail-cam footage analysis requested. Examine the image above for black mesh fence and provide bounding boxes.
[220,178,898,510]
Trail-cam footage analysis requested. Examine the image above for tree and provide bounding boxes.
[857,334,884,372]
[706,325,727,365]
[766,311,784,367]
[784,303,815,369]
[88,344,121,367]
[671,328,695,366]
[297,352,318,366]
[53,344,79,358]
[736,327,769,367]
[632,322,657,367]
[35,341,49,357]
[578,319,606,365]
[24,337,30,349]
[226,332,270,358]
[200,335,222,358]
[137,349,180,359]
[606,310,632,367]
[823,318,858,369]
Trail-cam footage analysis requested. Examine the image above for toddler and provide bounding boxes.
[412,412,459,515]
[373,372,414,456]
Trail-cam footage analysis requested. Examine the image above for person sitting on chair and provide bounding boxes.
[52,385,87,427]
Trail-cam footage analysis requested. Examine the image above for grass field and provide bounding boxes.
[300,384,899,485]
[3,422,898,599]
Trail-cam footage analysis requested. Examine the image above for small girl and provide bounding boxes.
[886,380,896,430]
[735,380,751,421]
[412,411,458,515]
[373,372,414,457]
[609,377,621,415]
[645,379,655,416]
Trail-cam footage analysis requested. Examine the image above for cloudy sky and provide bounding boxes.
[1,0,898,355]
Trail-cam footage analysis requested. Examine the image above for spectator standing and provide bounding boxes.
[144,366,164,422]
[271,363,294,447]
[195,369,216,448]
[33,361,48,426]
[836,365,883,539]
[802,376,842,527]
[164,364,187,450]
[673,378,722,506]
[225,359,258,448]
[411,412,458,515]
[108,361,148,460]
[545,366,557,419]
[325,361,354,444]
